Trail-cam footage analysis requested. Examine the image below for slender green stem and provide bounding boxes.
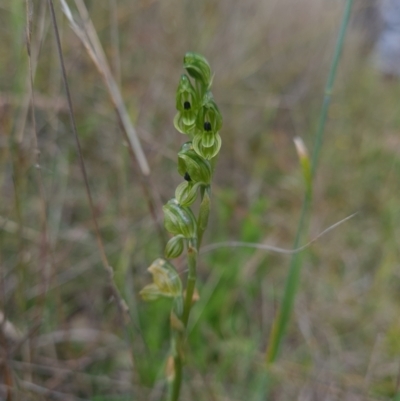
[167,333,184,401]
[266,193,310,363]
[168,345,183,401]
[169,185,211,401]
[266,0,354,364]
[169,190,210,400]
[196,188,211,247]
[168,239,197,401]
[182,239,198,327]
[311,0,354,177]
[167,296,183,401]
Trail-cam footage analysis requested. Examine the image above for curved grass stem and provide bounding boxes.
[266,0,354,364]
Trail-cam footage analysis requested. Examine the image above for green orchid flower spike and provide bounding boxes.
[141,53,222,401]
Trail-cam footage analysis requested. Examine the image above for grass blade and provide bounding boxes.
[266,0,354,364]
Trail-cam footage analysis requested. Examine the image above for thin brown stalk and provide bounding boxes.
[25,5,55,385]
[26,0,52,310]
[73,0,143,168]
[0,260,13,401]
[109,0,121,86]
[60,0,166,248]
[9,321,41,358]
[47,0,129,323]
[16,1,47,143]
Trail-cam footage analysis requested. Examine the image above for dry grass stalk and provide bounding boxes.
[47,0,130,323]
[60,0,166,247]
[60,0,150,175]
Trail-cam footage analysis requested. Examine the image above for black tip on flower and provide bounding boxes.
[184,172,192,182]
[184,101,191,110]
[204,121,212,131]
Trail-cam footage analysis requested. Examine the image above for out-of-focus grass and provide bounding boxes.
[1,0,400,400]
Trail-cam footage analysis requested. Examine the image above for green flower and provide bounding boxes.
[163,198,197,238]
[140,258,182,301]
[190,92,223,159]
[174,75,199,134]
[193,132,222,160]
[195,92,222,136]
[177,142,212,184]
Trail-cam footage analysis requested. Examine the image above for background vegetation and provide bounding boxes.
[1,0,400,400]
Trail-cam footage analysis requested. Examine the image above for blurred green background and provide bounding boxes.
[1,0,400,400]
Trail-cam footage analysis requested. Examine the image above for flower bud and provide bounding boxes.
[163,198,197,238]
[177,143,212,184]
[165,234,185,259]
[140,258,182,301]
[175,181,202,207]
[183,52,212,90]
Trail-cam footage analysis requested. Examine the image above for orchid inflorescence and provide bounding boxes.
[141,52,222,301]
[140,52,222,400]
